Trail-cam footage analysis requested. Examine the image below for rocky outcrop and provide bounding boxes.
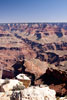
[21,85,56,100]
[12,58,67,96]
[0,85,56,100]
[12,59,49,85]
[50,84,67,97]
[34,67,67,96]
[0,79,24,92]
[16,74,31,88]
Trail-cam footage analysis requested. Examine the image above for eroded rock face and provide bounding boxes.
[50,84,67,97]
[13,59,49,85]
[0,23,67,71]
[12,58,67,96]
[34,67,67,96]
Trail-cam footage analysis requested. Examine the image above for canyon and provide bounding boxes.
[0,23,67,99]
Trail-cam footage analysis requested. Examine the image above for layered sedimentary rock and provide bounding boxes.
[0,23,67,97]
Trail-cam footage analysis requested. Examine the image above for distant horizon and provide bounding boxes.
[0,22,67,24]
[0,0,67,23]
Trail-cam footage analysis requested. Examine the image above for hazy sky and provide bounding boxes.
[0,0,67,23]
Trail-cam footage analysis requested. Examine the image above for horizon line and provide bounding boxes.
[0,22,67,24]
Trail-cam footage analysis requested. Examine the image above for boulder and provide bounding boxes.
[0,79,24,92]
[16,74,31,88]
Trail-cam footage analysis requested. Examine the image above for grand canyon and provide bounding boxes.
[0,23,67,100]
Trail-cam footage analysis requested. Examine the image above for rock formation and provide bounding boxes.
[0,79,24,92]
[0,23,67,98]
[0,85,56,100]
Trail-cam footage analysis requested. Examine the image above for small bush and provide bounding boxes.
[56,97,60,100]
[12,84,25,91]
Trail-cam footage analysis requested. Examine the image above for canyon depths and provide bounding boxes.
[0,23,67,97]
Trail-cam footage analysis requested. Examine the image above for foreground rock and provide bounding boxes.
[21,85,56,100]
[0,85,56,100]
[59,96,67,100]
[16,74,31,88]
[0,79,24,92]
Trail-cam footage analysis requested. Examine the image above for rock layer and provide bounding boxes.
[0,23,67,97]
